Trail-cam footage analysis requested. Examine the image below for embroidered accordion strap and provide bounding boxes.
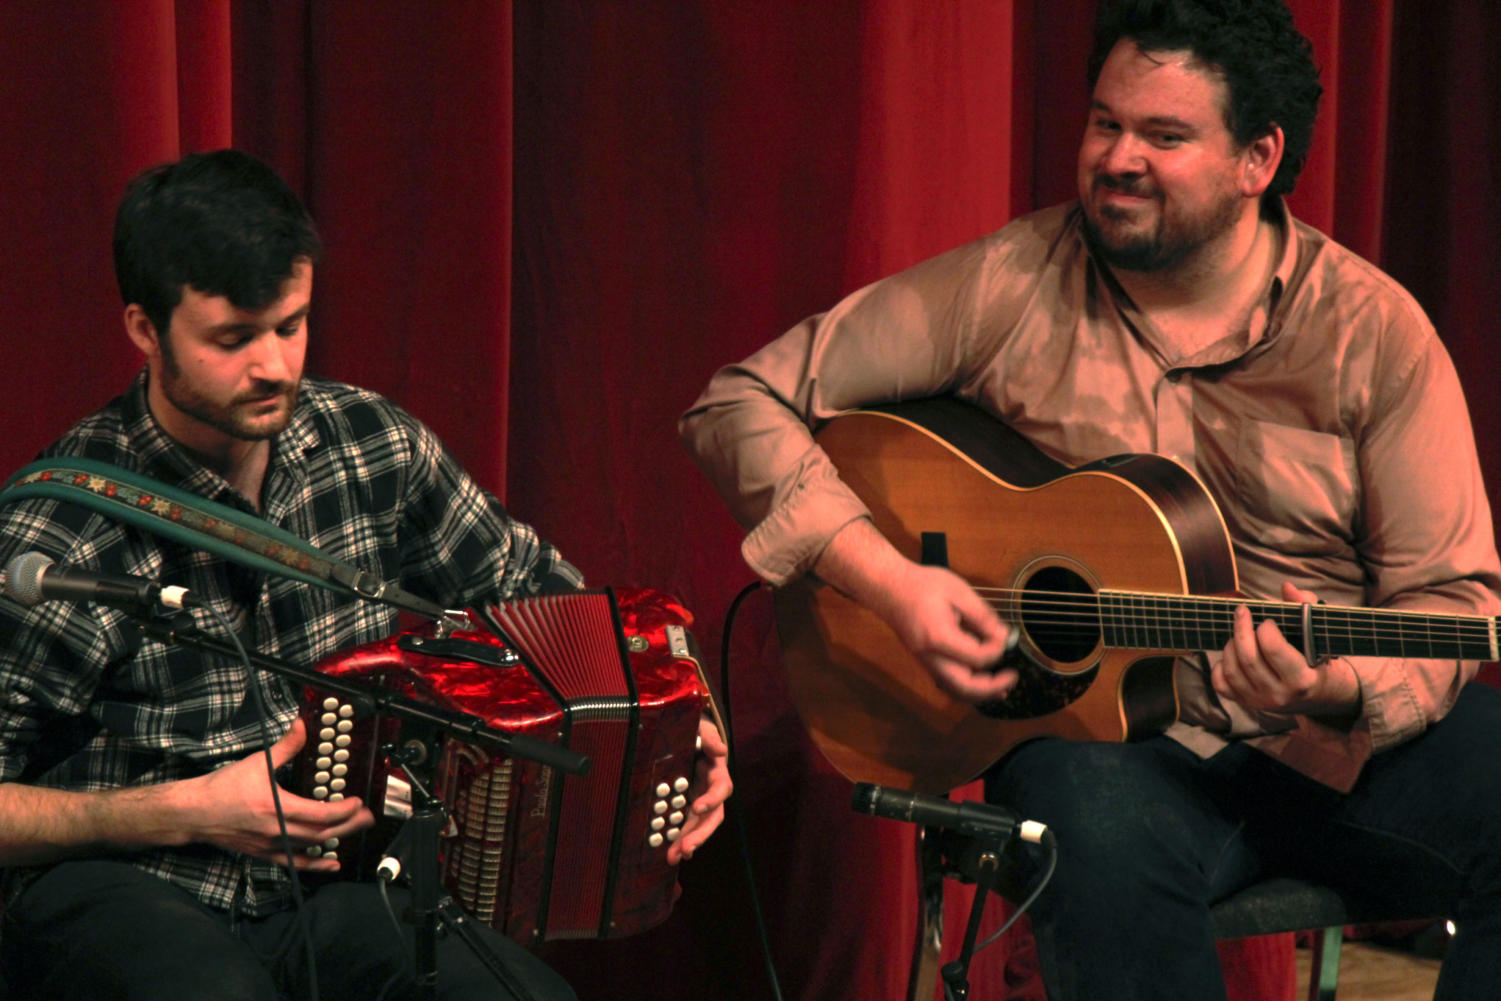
[0,456,451,621]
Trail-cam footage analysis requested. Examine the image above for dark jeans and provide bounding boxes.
[0,861,577,1001]
[986,681,1501,1001]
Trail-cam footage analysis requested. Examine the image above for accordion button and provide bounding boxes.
[669,811,684,826]
[330,779,346,792]
[650,817,666,831]
[315,771,331,784]
[648,833,664,848]
[655,782,670,798]
[332,764,348,777]
[319,728,336,741]
[316,757,332,770]
[673,777,690,793]
[320,713,337,726]
[337,720,354,734]
[336,735,352,748]
[653,801,668,815]
[666,828,682,843]
[339,704,355,718]
[312,787,329,800]
[318,742,334,756]
[329,793,345,802]
[670,795,687,810]
[322,697,339,711]
[334,749,350,762]
[324,837,340,849]
[306,846,323,857]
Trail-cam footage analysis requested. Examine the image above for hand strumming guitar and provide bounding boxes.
[813,517,1017,703]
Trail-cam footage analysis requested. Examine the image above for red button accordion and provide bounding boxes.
[290,588,711,942]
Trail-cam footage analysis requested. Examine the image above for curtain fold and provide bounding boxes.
[0,3,1492,999]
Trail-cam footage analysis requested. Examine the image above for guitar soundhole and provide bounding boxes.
[975,563,1101,722]
[1019,565,1100,664]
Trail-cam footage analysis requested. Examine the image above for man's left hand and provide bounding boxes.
[1212,581,1362,718]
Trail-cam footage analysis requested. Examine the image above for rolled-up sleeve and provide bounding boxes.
[679,238,1001,586]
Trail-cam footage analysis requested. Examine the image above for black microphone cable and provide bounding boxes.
[195,600,323,1001]
[717,579,786,1001]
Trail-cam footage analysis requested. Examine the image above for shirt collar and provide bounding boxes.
[1072,196,1298,368]
[120,369,321,514]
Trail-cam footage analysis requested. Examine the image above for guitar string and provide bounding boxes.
[956,586,1494,647]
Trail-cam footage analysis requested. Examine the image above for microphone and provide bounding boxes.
[4,552,200,612]
[851,782,1049,845]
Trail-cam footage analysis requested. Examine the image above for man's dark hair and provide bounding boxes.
[1087,0,1322,199]
[113,149,322,337]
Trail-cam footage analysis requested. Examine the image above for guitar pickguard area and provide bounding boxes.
[976,658,1098,720]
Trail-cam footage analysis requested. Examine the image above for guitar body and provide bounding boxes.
[774,398,1239,793]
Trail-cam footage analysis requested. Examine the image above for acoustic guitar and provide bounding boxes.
[774,398,1498,794]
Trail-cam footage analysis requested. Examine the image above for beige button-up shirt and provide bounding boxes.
[680,200,1501,791]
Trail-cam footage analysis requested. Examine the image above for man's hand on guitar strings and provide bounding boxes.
[668,715,732,864]
[883,563,1017,704]
[1212,581,1362,719]
[813,517,1016,704]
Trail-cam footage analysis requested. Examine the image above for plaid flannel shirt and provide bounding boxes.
[0,371,582,915]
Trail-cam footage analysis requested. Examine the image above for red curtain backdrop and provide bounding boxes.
[1,3,1496,999]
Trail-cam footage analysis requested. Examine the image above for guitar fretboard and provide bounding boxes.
[1091,591,1499,661]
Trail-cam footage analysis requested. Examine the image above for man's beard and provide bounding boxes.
[159,349,299,442]
[1082,175,1241,273]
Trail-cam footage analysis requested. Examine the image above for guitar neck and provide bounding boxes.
[1097,591,1499,662]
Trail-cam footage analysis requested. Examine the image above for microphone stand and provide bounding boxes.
[127,611,589,997]
[382,746,534,1001]
[129,611,590,775]
[938,833,1007,1001]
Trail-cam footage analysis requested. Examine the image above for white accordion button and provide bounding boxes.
[666,828,682,843]
[320,712,337,726]
[673,776,690,793]
[330,779,346,792]
[653,800,668,816]
[324,837,340,849]
[655,782,670,798]
[648,833,665,848]
[319,728,336,741]
[329,792,344,802]
[333,749,350,762]
[336,735,352,748]
[669,811,684,826]
[322,697,338,711]
[670,795,687,810]
[650,817,666,831]
[312,787,328,800]
[318,742,334,756]
[332,764,348,777]
[336,719,354,734]
[339,704,355,718]
[314,771,331,785]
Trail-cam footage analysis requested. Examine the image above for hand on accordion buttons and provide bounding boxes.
[180,717,376,872]
[666,715,732,865]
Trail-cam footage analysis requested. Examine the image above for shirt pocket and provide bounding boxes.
[1232,420,1357,556]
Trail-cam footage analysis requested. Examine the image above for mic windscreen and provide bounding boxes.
[5,552,54,607]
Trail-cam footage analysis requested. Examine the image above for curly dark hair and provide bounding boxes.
[1087,0,1323,199]
[114,150,322,338]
